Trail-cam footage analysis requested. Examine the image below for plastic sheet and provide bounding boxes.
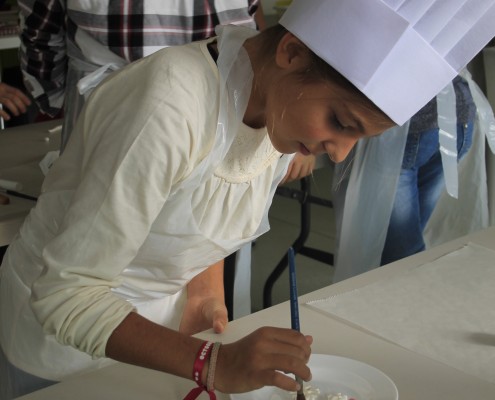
[424,70,494,246]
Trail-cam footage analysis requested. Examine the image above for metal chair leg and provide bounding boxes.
[262,176,333,309]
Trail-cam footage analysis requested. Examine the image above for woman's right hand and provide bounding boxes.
[280,153,316,185]
[214,326,313,393]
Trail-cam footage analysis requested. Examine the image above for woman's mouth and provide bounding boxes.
[299,143,311,155]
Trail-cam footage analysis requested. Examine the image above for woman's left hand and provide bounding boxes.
[179,260,228,335]
[179,294,228,335]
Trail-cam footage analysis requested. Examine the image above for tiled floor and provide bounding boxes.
[250,165,336,312]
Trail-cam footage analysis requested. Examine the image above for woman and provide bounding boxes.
[0,23,391,399]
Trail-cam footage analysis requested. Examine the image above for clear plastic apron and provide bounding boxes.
[61,29,128,151]
[424,70,495,245]
[332,74,495,282]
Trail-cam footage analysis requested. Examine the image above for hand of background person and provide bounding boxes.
[280,153,316,185]
[0,82,31,121]
[214,326,313,393]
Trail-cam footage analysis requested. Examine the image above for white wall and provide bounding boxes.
[260,0,277,15]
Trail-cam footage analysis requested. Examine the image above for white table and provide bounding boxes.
[16,226,495,400]
[0,120,61,246]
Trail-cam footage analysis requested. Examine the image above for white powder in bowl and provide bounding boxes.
[286,386,356,400]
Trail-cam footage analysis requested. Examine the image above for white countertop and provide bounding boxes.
[15,226,495,400]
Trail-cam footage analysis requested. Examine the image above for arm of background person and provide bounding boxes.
[18,0,68,117]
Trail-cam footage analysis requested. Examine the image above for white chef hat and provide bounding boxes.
[280,0,495,125]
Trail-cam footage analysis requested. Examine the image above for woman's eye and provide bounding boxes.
[330,115,345,131]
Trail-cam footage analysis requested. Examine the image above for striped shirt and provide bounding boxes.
[18,0,260,117]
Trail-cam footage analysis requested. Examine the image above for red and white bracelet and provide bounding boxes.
[183,341,221,400]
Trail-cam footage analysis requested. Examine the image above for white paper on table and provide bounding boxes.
[306,243,495,384]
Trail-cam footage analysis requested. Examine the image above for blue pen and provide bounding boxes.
[288,247,306,399]
[288,247,300,331]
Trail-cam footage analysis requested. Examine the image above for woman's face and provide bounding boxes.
[265,77,392,163]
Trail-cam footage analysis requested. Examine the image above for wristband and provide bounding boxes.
[206,342,221,392]
[183,341,217,400]
[193,341,213,387]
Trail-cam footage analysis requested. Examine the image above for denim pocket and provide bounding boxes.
[457,121,474,161]
[401,128,440,170]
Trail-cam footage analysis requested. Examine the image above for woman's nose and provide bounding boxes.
[329,137,359,163]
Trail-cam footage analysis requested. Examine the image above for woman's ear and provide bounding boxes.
[275,32,310,70]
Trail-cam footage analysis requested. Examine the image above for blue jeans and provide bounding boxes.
[380,121,474,265]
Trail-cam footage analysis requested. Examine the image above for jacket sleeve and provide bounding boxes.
[29,48,217,359]
[18,0,67,116]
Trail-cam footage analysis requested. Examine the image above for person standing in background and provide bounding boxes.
[332,70,494,282]
[379,75,476,265]
[18,0,264,151]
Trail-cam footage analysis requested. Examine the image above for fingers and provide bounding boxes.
[0,84,31,118]
[280,164,294,185]
[214,326,313,393]
[228,362,309,393]
[0,108,11,121]
[210,305,228,334]
[257,328,312,362]
[280,153,315,184]
[200,296,228,333]
[256,349,312,391]
[179,296,228,335]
